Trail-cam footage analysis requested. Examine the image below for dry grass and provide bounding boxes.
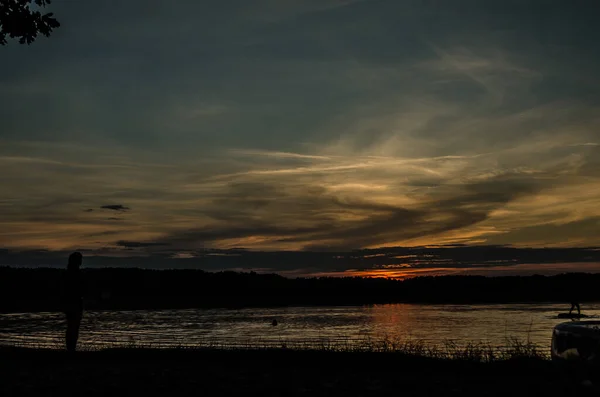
[1,335,548,362]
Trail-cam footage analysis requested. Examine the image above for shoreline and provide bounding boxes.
[0,337,549,359]
[2,300,599,315]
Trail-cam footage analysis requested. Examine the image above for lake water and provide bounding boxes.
[2,303,599,353]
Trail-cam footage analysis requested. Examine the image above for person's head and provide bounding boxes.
[68,252,83,271]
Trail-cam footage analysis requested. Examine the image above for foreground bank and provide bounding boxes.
[1,347,599,396]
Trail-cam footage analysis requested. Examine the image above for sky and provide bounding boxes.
[2,0,600,277]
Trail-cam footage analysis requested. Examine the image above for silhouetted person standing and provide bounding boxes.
[64,252,84,352]
[566,280,581,316]
[570,301,581,316]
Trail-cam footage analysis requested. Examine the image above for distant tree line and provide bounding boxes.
[0,267,595,313]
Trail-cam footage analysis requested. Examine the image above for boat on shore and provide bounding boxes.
[551,321,600,362]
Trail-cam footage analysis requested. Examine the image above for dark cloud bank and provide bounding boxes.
[152,171,554,251]
[100,205,131,212]
[1,245,599,277]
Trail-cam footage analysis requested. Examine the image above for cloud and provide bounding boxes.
[569,143,599,147]
[115,241,169,248]
[144,170,549,252]
[100,205,131,212]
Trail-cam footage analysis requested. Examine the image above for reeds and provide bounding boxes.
[0,336,548,361]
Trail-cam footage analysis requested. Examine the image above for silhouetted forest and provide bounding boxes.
[0,267,597,313]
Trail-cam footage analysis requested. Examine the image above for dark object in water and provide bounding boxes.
[558,313,589,319]
[272,319,278,326]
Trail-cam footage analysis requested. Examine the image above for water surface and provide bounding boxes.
[2,303,598,351]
